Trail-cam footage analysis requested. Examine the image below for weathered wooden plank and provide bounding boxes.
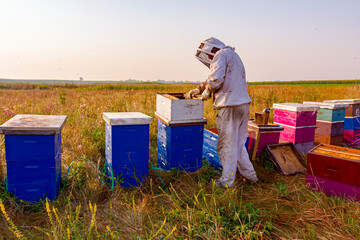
[266,143,306,175]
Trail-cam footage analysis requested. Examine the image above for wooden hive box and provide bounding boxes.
[155,93,207,172]
[344,116,360,131]
[303,101,348,146]
[303,101,348,122]
[273,103,319,127]
[324,99,360,117]
[344,130,360,144]
[306,144,360,200]
[273,103,319,145]
[155,93,206,125]
[157,120,204,172]
[247,121,284,160]
[103,112,152,187]
[0,114,67,202]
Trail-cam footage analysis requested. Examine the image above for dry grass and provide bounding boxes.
[0,83,359,239]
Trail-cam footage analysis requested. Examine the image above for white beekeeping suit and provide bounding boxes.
[189,37,258,187]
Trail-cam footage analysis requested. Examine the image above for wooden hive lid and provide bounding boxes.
[303,101,349,110]
[272,103,319,112]
[324,99,360,104]
[266,143,306,175]
[103,112,152,126]
[0,114,67,135]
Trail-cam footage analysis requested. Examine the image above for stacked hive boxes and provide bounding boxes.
[273,103,319,155]
[155,93,206,172]
[324,99,360,144]
[306,144,360,200]
[303,102,348,146]
[103,112,152,187]
[0,114,67,202]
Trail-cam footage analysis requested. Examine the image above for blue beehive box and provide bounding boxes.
[203,128,249,170]
[103,112,152,187]
[0,114,67,202]
[344,116,360,131]
[157,120,204,172]
[155,93,207,172]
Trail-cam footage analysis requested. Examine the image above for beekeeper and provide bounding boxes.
[186,37,258,188]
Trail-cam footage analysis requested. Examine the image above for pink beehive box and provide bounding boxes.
[279,125,316,143]
[344,130,360,143]
[248,121,284,158]
[273,103,319,127]
[273,103,319,144]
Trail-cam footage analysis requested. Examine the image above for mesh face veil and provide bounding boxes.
[195,37,225,68]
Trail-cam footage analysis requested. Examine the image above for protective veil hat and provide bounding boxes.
[195,37,226,68]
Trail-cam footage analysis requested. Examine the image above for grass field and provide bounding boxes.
[0,82,360,239]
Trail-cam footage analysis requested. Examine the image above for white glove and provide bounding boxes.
[185,88,200,99]
[200,89,211,100]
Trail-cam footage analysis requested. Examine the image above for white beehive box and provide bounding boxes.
[155,93,206,125]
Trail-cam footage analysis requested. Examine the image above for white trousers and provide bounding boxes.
[216,104,257,186]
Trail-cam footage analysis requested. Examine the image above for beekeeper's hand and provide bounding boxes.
[200,89,211,100]
[185,88,200,99]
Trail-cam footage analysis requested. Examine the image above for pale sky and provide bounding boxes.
[1,0,359,82]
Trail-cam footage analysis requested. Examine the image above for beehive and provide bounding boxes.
[0,114,67,202]
[247,122,284,159]
[155,93,205,125]
[323,99,360,144]
[202,128,249,169]
[273,103,319,155]
[103,112,152,187]
[156,93,206,172]
[324,99,360,117]
[306,144,360,200]
[303,101,348,146]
